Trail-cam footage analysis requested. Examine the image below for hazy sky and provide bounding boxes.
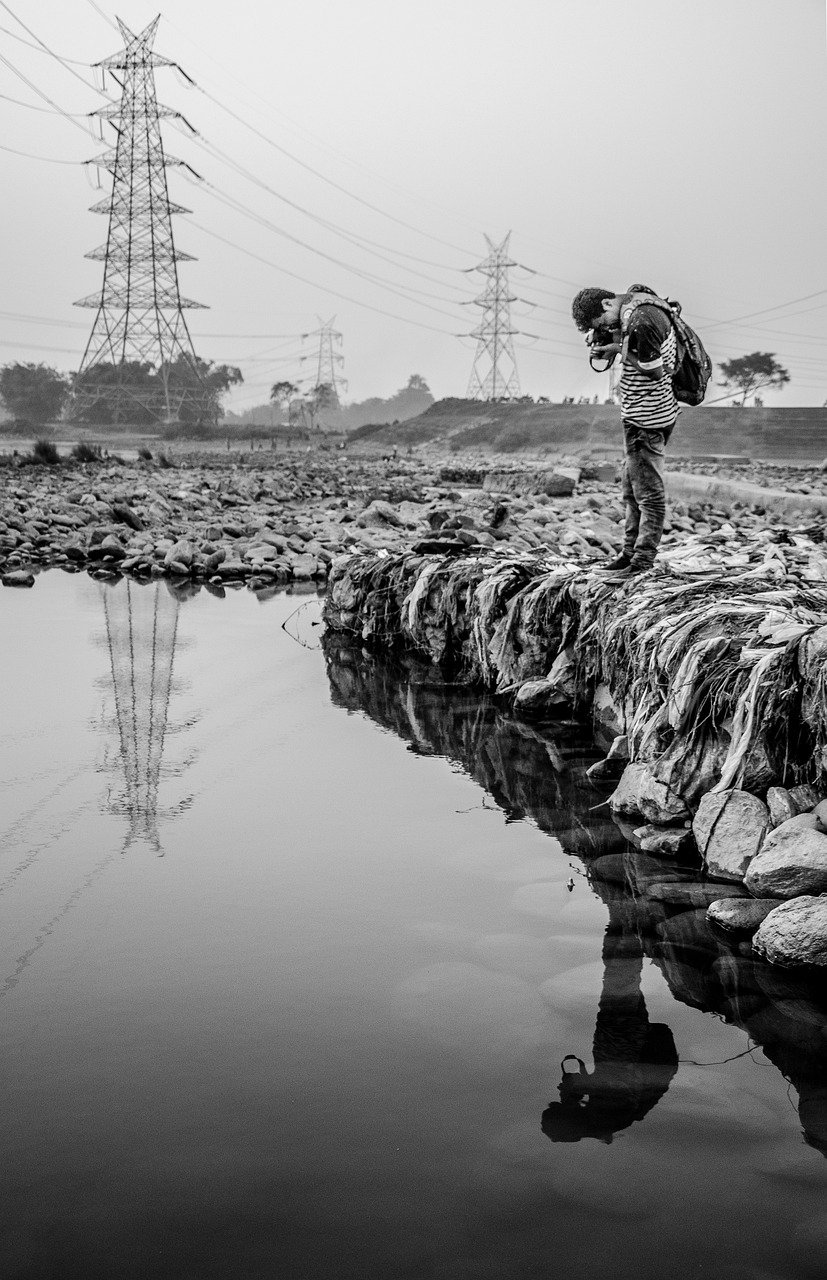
[2,0,826,410]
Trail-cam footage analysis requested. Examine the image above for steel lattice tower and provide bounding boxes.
[301,316,347,407]
[73,16,215,425]
[464,233,521,401]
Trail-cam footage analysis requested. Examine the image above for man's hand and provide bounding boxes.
[590,340,621,360]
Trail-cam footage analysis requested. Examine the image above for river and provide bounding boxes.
[0,571,825,1279]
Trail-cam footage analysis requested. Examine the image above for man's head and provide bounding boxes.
[571,288,623,333]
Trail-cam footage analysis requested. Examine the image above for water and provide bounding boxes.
[0,572,825,1280]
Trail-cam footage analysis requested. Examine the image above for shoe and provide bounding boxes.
[596,553,632,572]
[601,559,653,584]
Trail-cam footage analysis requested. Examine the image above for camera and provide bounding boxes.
[587,325,619,371]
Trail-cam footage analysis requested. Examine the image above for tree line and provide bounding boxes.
[0,353,795,429]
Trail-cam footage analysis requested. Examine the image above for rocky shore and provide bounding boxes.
[1,447,820,591]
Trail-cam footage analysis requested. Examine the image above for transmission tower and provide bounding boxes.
[300,316,347,407]
[463,233,522,401]
[73,17,215,425]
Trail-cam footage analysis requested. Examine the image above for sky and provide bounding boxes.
[1,0,827,413]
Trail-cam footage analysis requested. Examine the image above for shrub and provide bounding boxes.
[31,438,60,465]
[137,446,153,461]
[71,441,102,463]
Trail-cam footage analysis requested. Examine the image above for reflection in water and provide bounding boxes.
[99,579,193,852]
[542,902,678,1144]
[324,638,827,1158]
[0,580,194,998]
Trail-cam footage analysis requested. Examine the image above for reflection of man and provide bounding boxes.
[542,916,678,1144]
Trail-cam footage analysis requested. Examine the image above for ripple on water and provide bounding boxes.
[393,961,567,1068]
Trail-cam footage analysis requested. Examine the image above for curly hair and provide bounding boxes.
[571,287,615,332]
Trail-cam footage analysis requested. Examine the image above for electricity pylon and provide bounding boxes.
[300,316,347,407]
[73,16,215,425]
[463,233,522,401]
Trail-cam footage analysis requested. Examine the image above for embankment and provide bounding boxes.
[324,538,827,968]
[352,399,827,462]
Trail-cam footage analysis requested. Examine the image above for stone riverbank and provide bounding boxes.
[324,536,827,969]
[2,449,822,591]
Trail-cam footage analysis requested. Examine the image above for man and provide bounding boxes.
[571,285,678,579]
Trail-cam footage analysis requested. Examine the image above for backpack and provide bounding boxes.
[621,293,712,406]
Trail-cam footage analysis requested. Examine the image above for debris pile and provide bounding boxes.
[325,527,827,967]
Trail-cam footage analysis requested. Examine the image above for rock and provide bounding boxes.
[98,534,127,560]
[812,798,827,829]
[744,826,827,898]
[763,811,820,840]
[1,568,34,587]
[357,499,403,528]
[606,734,629,762]
[753,896,827,967]
[649,881,745,908]
[163,538,196,568]
[788,782,823,815]
[111,501,144,531]
[608,762,687,823]
[707,898,779,934]
[766,785,797,828]
[608,763,649,816]
[585,756,625,781]
[482,467,580,498]
[513,678,568,716]
[637,769,689,824]
[692,789,769,883]
[635,825,692,857]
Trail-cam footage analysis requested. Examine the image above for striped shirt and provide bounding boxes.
[618,302,679,431]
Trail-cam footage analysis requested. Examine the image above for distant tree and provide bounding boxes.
[0,362,71,424]
[297,382,338,430]
[73,358,242,426]
[270,379,300,423]
[717,352,790,407]
[404,373,430,393]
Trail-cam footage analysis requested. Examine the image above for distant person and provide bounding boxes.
[571,283,678,580]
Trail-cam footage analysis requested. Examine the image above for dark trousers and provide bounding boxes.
[621,423,673,566]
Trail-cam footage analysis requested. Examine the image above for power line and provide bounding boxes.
[187,219,458,336]
[188,176,468,321]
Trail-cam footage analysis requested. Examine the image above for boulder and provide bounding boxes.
[753,896,827,967]
[513,679,567,716]
[357,500,403,528]
[706,898,779,934]
[766,785,796,828]
[789,783,823,814]
[609,762,688,823]
[1,568,34,587]
[635,825,692,857]
[692,789,769,882]
[163,538,196,568]
[608,763,649,816]
[744,826,827,898]
[482,467,580,498]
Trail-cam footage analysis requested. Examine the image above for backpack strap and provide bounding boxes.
[619,294,679,365]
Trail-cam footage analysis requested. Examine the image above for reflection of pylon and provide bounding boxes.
[300,316,347,406]
[73,17,214,425]
[102,580,181,851]
[464,233,522,401]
